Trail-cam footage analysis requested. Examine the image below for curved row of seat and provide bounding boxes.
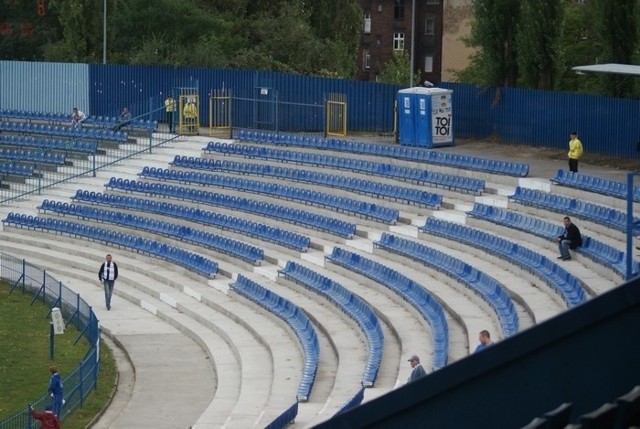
[0,135,97,154]
[38,200,264,265]
[1,212,218,277]
[165,160,443,209]
[551,169,640,202]
[201,142,486,194]
[0,109,157,132]
[278,261,384,387]
[375,233,519,337]
[420,218,587,308]
[66,191,310,251]
[334,387,366,417]
[510,187,640,234]
[74,188,356,239]
[0,162,33,176]
[234,130,530,177]
[0,148,66,165]
[468,203,640,277]
[0,121,127,142]
[265,402,298,429]
[326,246,449,369]
[231,275,319,402]
[132,170,399,223]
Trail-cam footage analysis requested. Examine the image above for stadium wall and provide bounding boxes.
[1,61,639,158]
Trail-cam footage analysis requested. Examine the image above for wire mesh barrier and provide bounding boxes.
[0,105,175,205]
[0,253,100,429]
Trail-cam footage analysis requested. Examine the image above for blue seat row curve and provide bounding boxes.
[333,387,366,417]
[0,121,127,142]
[326,247,449,369]
[38,200,264,265]
[551,169,640,202]
[168,158,443,209]
[374,233,519,337]
[0,108,157,132]
[468,203,640,277]
[509,186,640,235]
[234,130,529,177]
[230,275,319,402]
[2,212,218,277]
[265,402,298,429]
[420,218,587,308]
[0,162,33,176]
[0,148,66,165]
[278,261,384,387]
[134,169,399,223]
[0,135,97,154]
[67,191,310,252]
[75,187,355,239]
[202,142,485,194]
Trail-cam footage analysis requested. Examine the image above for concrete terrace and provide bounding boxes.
[0,132,635,428]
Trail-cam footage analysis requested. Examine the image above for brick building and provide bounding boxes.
[356,0,445,84]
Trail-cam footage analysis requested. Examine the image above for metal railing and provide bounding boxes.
[0,253,100,428]
[0,105,176,205]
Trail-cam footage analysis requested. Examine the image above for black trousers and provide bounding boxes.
[569,158,578,173]
[166,111,174,132]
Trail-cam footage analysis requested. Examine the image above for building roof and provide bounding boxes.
[572,63,640,76]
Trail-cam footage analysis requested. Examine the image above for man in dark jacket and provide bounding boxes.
[556,216,582,261]
[98,254,119,310]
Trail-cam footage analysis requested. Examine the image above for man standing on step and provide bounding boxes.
[556,216,582,261]
[568,131,583,173]
[98,254,118,310]
[406,355,427,383]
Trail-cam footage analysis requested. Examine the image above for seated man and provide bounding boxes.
[556,216,582,261]
[113,107,132,131]
[71,107,86,127]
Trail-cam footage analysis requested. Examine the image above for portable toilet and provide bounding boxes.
[397,86,454,147]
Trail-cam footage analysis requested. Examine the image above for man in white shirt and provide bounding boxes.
[71,107,87,127]
[98,254,118,310]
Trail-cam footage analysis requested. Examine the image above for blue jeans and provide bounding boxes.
[103,280,115,309]
[558,240,572,259]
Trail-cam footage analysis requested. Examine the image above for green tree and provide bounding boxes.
[378,51,421,87]
[590,0,640,97]
[459,0,520,87]
[516,0,564,90]
[47,0,104,62]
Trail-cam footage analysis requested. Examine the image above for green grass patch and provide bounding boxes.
[0,281,117,428]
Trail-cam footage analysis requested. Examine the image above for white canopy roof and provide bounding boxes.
[572,63,640,76]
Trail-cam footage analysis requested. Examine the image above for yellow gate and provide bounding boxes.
[209,89,232,137]
[178,88,199,135]
[326,93,347,137]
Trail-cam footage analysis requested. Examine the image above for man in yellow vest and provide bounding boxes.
[568,131,583,173]
[164,94,175,133]
[183,99,198,134]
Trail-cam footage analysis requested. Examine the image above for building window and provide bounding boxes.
[377,3,382,12]
[424,55,434,72]
[364,13,371,33]
[424,17,435,35]
[393,33,405,51]
[376,36,381,48]
[426,0,440,4]
[363,49,371,69]
[394,0,405,20]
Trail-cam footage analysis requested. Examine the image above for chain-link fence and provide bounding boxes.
[0,253,100,428]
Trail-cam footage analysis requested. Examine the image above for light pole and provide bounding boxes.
[409,0,416,87]
[103,0,107,64]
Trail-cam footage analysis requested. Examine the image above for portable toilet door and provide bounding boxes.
[415,92,430,146]
[397,90,415,145]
